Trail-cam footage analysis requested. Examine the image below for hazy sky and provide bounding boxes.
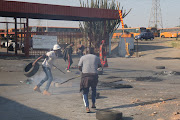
[2,0,180,28]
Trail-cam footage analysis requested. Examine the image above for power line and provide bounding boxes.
[148,0,163,28]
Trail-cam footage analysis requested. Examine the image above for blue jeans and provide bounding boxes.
[82,87,96,107]
[37,66,53,91]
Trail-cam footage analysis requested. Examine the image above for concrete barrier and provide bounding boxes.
[118,37,134,57]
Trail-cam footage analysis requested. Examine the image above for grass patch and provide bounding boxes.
[166,39,180,48]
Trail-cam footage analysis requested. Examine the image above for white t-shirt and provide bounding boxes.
[42,51,57,68]
[78,54,101,74]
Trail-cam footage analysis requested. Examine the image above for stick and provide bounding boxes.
[60,75,81,84]
[53,65,66,74]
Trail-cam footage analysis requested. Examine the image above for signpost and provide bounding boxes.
[33,35,57,49]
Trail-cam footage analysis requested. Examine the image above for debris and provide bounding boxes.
[173,111,180,115]
[153,112,157,114]
[136,76,162,82]
[131,99,140,103]
[155,71,176,76]
[19,81,24,83]
[25,78,33,84]
[159,98,164,101]
[150,112,157,116]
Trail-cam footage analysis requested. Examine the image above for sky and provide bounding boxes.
[1,0,180,29]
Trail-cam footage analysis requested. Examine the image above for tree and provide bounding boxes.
[79,0,131,50]
[124,24,128,28]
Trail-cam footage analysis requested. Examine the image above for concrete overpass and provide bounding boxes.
[0,0,119,56]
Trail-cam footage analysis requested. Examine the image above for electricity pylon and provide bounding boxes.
[148,0,163,28]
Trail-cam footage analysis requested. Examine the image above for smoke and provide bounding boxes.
[27,71,45,87]
[26,70,73,88]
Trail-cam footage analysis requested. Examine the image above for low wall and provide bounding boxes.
[118,37,134,57]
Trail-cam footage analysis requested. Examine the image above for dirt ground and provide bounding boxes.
[0,38,180,120]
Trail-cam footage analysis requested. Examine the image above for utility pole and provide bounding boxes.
[148,0,163,28]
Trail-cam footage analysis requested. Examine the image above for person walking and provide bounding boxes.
[78,47,101,113]
[63,42,74,72]
[33,44,61,96]
[99,40,108,68]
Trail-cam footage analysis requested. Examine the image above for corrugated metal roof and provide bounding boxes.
[0,0,119,21]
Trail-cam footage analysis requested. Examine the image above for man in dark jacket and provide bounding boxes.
[63,42,74,72]
[78,47,101,113]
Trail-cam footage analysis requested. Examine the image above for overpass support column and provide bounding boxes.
[14,17,17,55]
[25,17,29,57]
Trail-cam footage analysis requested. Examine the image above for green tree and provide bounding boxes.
[79,0,131,49]
[124,24,128,28]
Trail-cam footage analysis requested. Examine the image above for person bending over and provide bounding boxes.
[33,44,61,96]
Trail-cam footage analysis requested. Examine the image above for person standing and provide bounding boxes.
[33,44,61,96]
[99,40,108,68]
[63,42,74,72]
[77,41,85,57]
[78,47,101,113]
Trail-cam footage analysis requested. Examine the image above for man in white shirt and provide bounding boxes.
[78,47,101,113]
[33,44,61,96]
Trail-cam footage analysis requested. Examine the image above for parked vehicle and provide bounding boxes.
[5,40,15,48]
[159,27,180,38]
[4,40,20,49]
[134,32,154,40]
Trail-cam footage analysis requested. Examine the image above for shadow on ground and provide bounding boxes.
[104,68,154,74]
[0,84,18,86]
[103,68,163,82]
[123,117,134,120]
[101,98,176,110]
[0,96,67,120]
[155,57,180,60]
[134,44,171,52]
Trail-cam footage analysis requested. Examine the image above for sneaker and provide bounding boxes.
[91,104,96,108]
[43,90,51,96]
[86,107,90,113]
[33,86,41,93]
[67,70,71,72]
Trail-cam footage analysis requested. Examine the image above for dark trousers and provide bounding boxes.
[80,73,98,107]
